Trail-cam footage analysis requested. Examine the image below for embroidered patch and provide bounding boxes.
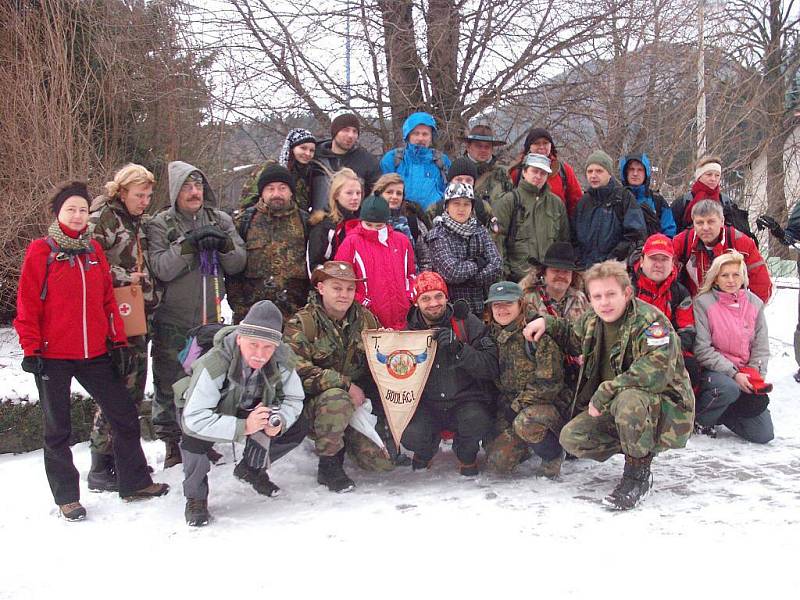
[644,321,669,347]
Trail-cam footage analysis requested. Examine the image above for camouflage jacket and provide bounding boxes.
[546,298,694,451]
[227,203,309,321]
[474,155,513,205]
[240,159,320,213]
[284,291,379,396]
[88,196,160,312]
[525,284,589,324]
[490,317,569,414]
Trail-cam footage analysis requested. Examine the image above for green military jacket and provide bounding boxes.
[284,292,379,397]
[88,196,160,312]
[494,180,570,281]
[546,298,695,451]
[491,316,570,414]
[474,157,513,205]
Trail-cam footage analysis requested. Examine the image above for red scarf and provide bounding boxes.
[682,180,721,225]
[635,265,677,321]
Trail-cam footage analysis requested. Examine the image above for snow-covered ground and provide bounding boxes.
[2,290,799,599]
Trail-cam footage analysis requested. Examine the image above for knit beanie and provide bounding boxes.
[50,180,91,215]
[413,271,448,300]
[447,156,478,182]
[331,113,360,138]
[239,300,283,345]
[279,128,316,167]
[586,150,614,176]
[360,194,391,223]
[523,128,555,153]
[257,163,296,196]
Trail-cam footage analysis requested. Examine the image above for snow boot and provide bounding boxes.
[234,461,281,497]
[59,501,86,522]
[121,482,170,501]
[603,454,653,510]
[163,440,182,469]
[411,454,431,471]
[206,446,223,464]
[317,452,355,493]
[536,450,565,480]
[87,452,118,492]
[693,422,717,438]
[185,498,210,527]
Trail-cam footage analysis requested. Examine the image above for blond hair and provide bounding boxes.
[697,250,748,295]
[373,173,404,197]
[328,168,362,223]
[103,163,155,198]
[582,260,631,291]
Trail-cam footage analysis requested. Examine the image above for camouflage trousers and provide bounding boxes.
[305,388,394,472]
[486,402,565,474]
[559,389,661,462]
[89,334,149,455]
[150,320,187,443]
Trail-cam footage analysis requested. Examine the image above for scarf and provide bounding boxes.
[635,266,677,321]
[441,213,479,238]
[47,220,92,252]
[683,180,721,225]
[278,128,315,167]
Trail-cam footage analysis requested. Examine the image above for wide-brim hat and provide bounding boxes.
[485,281,523,304]
[311,261,366,286]
[460,124,504,146]
[530,242,580,271]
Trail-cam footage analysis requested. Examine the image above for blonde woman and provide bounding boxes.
[693,251,773,442]
[85,164,160,491]
[306,168,363,271]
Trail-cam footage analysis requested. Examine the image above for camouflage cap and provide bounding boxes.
[311,261,365,286]
[485,281,523,304]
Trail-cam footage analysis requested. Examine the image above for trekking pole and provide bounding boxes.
[212,251,222,323]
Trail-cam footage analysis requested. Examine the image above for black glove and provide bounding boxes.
[110,345,133,379]
[473,256,489,271]
[185,225,227,250]
[21,354,44,375]
[435,326,463,356]
[755,215,788,244]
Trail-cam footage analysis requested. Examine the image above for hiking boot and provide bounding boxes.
[206,446,223,464]
[459,461,479,477]
[59,502,86,522]
[693,422,717,438]
[233,461,281,497]
[603,454,653,510]
[185,498,210,527]
[121,482,170,501]
[393,453,413,467]
[87,452,118,493]
[163,440,182,469]
[536,451,565,480]
[317,455,355,493]
[411,454,431,471]
[794,368,800,383]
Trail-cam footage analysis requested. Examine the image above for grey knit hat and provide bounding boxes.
[586,150,614,175]
[239,300,283,345]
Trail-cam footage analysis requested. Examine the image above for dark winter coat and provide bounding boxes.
[406,304,499,410]
[620,153,676,237]
[572,178,647,268]
[632,265,695,353]
[312,140,382,208]
[306,209,360,272]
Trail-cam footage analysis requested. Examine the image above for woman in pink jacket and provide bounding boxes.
[334,194,416,329]
[693,251,773,443]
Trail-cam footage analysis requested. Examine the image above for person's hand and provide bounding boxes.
[522,317,546,342]
[110,344,132,379]
[435,326,463,355]
[588,403,601,418]
[734,371,755,393]
[21,354,44,375]
[473,256,489,270]
[186,225,226,251]
[348,382,366,407]
[130,271,145,285]
[244,405,272,435]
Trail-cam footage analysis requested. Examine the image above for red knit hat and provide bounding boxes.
[642,233,674,258]
[413,271,448,301]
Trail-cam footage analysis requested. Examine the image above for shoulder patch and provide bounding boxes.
[644,321,669,347]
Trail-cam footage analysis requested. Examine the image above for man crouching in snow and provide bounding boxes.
[523,260,694,510]
[175,301,306,526]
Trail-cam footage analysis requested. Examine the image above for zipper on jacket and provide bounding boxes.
[78,257,89,358]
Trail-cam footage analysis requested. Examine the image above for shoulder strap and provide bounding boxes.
[559,163,568,192]
[237,206,257,241]
[39,237,60,301]
[505,189,522,253]
[297,311,317,343]
[407,213,420,240]
[432,149,447,181]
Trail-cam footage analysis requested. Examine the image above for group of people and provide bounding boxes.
[13,110,780,527]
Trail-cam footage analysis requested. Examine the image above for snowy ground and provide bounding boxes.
[2,291,799,599]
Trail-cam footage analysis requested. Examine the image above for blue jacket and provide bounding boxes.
[572,178,647,268]
[620,153,676,237]
[380,112,451,210]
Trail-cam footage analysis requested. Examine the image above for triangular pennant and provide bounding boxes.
[362,329,437,447]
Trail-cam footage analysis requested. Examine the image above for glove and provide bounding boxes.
[185,225,227,250]
[21,354,44,375]
[110,345,133,379]
[473,256,489,271]
[755,215,787,243]
[435,326,463,356]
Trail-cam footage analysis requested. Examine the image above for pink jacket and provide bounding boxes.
[334,223,416,329]
[693,288,769,378]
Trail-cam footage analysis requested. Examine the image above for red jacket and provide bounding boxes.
[509,158,583,217]
[15,237,127,359]
[334,223,416,329]
[673,226,772,303]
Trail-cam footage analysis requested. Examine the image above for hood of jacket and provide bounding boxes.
[620,153,652,189]
[167,160,217,209]
[402,112,438,141]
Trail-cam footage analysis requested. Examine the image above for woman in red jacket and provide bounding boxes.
[334,194,416,329]
[14,181,168,521]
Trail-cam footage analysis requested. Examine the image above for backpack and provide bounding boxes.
[177,322,227,375]
[39,237,94,301]
[393,145,448,183]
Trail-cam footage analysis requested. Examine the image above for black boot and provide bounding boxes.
[185,498,210,527]
[603,454,653,510]
[234,461,281,497]
[163,440,182,469]
[317,451,355,493]
[88,452,118,492]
